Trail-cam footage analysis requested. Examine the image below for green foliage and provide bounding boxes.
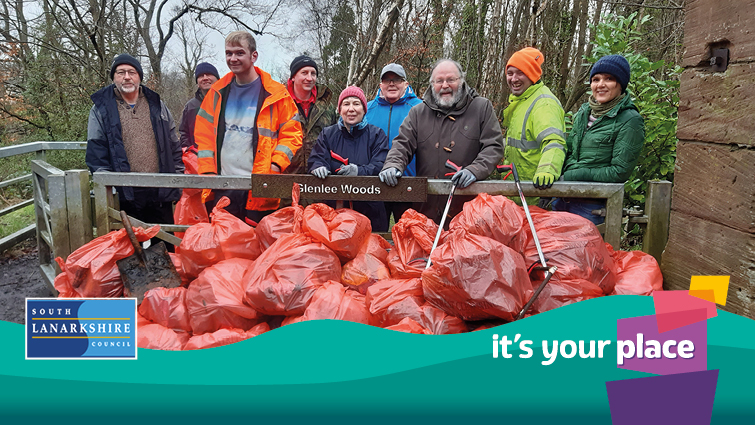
[0,205,35,239]
[587,13,681,206]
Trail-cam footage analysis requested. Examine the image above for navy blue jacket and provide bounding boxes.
[365,86,422,176]
[308,120,390,231]
[86,84,183,205]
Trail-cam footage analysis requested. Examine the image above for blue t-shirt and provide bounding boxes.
[221,78,261,176]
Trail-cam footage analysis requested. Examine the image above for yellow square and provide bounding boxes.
[689,276,730,306]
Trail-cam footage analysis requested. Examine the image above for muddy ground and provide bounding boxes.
[0,239,54,324]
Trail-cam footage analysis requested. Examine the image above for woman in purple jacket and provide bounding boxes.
[308,86,390,231]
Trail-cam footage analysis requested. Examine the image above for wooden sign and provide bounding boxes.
[251,174,427,202]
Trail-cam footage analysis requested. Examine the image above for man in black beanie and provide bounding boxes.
[284,55,336,176]
[86,53,184,247]
[179,62,220,149]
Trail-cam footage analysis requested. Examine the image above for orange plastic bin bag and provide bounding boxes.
[173,148,209,245]
[183,323,270,350]
[382,295,425,327]
[418,304,468,335]
[610,249,663,295]
[528,272,605,314]
[449,193,529,254]
[185,258,262,335]
[179,197,261,279]
[54,226,160,298]
[389,209,442,278]
[139,286,192,332]
[244,233,341,316]
[365,278,424,325]
[298,281,373,325]
[256,184,304,251]
[523,209,617,303]
[137,323,189,351]
[385,317,431,334]
[302,203,371,262]
[422,230,532,321]
[342,234,392,293]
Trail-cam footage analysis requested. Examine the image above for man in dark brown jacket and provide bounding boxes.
[380,59,503,225]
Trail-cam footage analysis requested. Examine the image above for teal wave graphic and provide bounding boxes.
[2,295,755,422]
[2,296,754,386]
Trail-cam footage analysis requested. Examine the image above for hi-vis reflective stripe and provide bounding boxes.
[507,93,563,152]
[197,108,214,124]
[542,141,565,153]
[507,137,539,151]
[198,150,214,158]
[274,145,294,160]
[258,128,278,139]
[537,128,566,144]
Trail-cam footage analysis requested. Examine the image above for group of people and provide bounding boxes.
[86,30,645,236]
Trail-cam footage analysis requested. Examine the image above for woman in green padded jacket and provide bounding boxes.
[554,54,645,225]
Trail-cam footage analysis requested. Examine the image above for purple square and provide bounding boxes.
[617,314,707,375]
[606,370,718,425]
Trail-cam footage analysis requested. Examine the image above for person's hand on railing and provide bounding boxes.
[533,172,556,189]
[336,163,358,176]
[311,166,330,179]
[451,168,476,188]
[379,167,401,187]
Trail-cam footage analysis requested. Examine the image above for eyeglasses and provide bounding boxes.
[114,70,139,78]
[432,77,460,86]
[381,78,405,86]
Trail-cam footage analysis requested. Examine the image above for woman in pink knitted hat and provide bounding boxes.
[307,86,390,231]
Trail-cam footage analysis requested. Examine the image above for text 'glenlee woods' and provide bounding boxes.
[492,334,695,365]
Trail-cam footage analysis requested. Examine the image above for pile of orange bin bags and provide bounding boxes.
[54,187,663,350]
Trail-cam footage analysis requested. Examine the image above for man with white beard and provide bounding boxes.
[86,53,183,233]
[379,59,503,225]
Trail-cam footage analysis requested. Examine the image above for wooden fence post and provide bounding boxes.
[64,170,93,249]
[644,180,672,264]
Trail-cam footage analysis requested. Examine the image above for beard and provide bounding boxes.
[115,81,138,94]
[431,85,463,109]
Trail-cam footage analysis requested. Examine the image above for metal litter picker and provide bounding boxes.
[425,160,463,270]
[498,164,558,320]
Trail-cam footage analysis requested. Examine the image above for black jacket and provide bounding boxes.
[86,84,183,205]
[178,88,205,149]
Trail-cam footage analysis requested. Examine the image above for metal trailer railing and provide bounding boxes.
[0,142,87,254]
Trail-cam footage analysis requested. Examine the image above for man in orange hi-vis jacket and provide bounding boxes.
[195,31,303,226]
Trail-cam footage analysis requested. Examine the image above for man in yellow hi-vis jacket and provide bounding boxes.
[502,47,566,200]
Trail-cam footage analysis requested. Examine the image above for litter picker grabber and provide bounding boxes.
[497,164,558,319]
[425,160,462,270]
[116,210,182,304]
[330,150,348,173]
[330,150,349,209]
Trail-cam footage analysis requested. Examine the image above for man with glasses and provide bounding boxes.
[379,59,503,225]
[366,63,422,224]
[86,53,184,239]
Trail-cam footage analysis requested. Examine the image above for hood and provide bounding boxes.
[422,82,478,115]
[373,85,420,106]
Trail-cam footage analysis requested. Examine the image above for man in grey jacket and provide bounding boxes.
[379,59,503,225]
